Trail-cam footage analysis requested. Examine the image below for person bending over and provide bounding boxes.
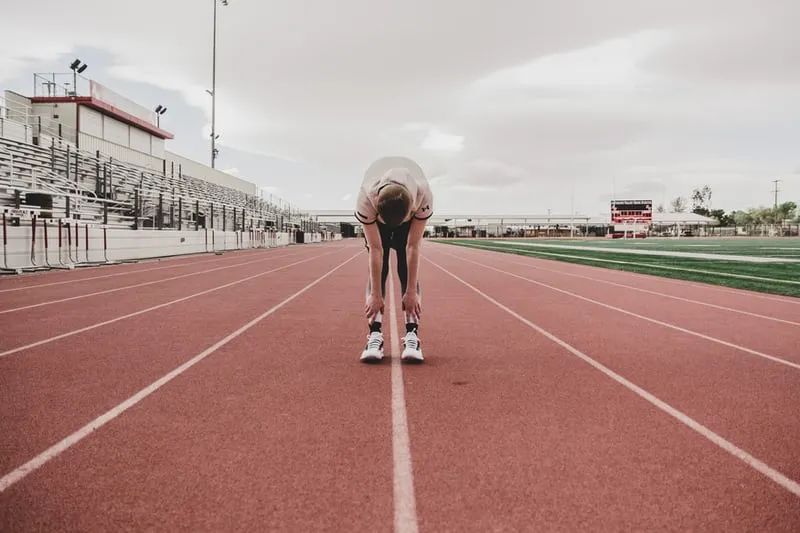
[355,156,433,363]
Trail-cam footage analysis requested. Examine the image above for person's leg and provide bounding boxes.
[361,225,392,362]
[392,222,419,334]
[365,223,392,332]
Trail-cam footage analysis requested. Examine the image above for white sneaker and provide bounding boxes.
[360,331,385,363]
[401,331,424,363]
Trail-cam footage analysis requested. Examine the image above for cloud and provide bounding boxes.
[1,0,798,213]
[420,129,464,152]
[454,159,527,190]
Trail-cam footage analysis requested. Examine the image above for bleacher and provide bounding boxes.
[0,134,302,232]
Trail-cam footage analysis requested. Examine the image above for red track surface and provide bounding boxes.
[1,240,798,531]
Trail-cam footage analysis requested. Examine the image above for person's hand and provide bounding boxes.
[365,293,384,320]
[402,291,421,317]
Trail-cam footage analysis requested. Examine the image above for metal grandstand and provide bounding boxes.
[0,86,317,235]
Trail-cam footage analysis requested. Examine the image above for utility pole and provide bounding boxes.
[772,179,780,210]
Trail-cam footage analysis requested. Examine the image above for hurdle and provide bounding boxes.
[66,221,107,268]
[41,218,72,270]
[20,215,51,273]
[1,212,22,275]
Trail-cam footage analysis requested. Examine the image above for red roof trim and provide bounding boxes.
[31,96,174,139]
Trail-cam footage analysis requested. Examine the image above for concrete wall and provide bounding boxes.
[165,151,258,195]
[79,106,103,137]
[77,106,162,159]
[1,221,293,272]
[78,132,163,171]
[0,117,31,143]
[3,91,32,122]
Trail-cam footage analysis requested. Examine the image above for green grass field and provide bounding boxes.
[438,238,800,298]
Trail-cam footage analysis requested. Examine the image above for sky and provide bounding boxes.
[1,0,798,216]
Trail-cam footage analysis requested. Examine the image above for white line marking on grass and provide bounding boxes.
[493,258,800,327]
[440,251,800,371]
[489,240,800,264]
[387,275,419,533]
[0,249,345,359]
[0,250,261,293]
[426,257,800,499]
[0,250,301,314]
[467,242,800,285]
[0,252,361,493]
[450,242,800,305]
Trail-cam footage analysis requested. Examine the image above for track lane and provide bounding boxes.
[444,241,800,318]
[424,245,800,486]
[0,244,360,473]
[433,243,800,364]
[0,245,395,531]
[0,248,308,313]
[0,248,326,353]
[0,247,282,309]
[403,248,800,531]
[0,246,268,291]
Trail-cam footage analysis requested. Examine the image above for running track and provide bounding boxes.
[1,240,798,531]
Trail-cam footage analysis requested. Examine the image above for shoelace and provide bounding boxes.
[404,333,419,350]
[367,334,383,349]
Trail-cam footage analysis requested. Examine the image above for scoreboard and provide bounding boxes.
[610,200,652,236]
[610,200,653,224]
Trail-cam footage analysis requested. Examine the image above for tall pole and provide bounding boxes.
[772,179,780,210]
[570,177,575,238]
[211,0,218,168]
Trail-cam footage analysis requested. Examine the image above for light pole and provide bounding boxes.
[154,105,167,128]
[210,0,229,168]
[68,59,88,96]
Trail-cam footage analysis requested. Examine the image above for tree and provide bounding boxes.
[670,196,687,213]
[691,185,712,212]
[731,210,753,226]
[775,201,797,222]
[656,204,665,213]
[709,209,734,226]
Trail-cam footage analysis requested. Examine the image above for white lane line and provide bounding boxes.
[0,249,264,293]
[426,257,800,498]
[387,274,419,533]
[491,257,800,327]
[0,250,301,314]
[446,242,800,305]
[0,249,345,359]
[457,242,800,285]
[0,251,360,493]
[439,251,800,372]
[488,240,800,264]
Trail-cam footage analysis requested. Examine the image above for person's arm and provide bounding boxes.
[363,222,384,320]
[402,217,427,317]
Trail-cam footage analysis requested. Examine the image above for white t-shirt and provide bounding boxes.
[355,156,434,225]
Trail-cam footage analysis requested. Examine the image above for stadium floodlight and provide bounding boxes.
[154,105,167,127]
[68,59,88,96]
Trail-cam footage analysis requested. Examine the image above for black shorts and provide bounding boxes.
[364,220,411,252]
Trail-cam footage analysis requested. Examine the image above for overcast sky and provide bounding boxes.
[2,0,797,215]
